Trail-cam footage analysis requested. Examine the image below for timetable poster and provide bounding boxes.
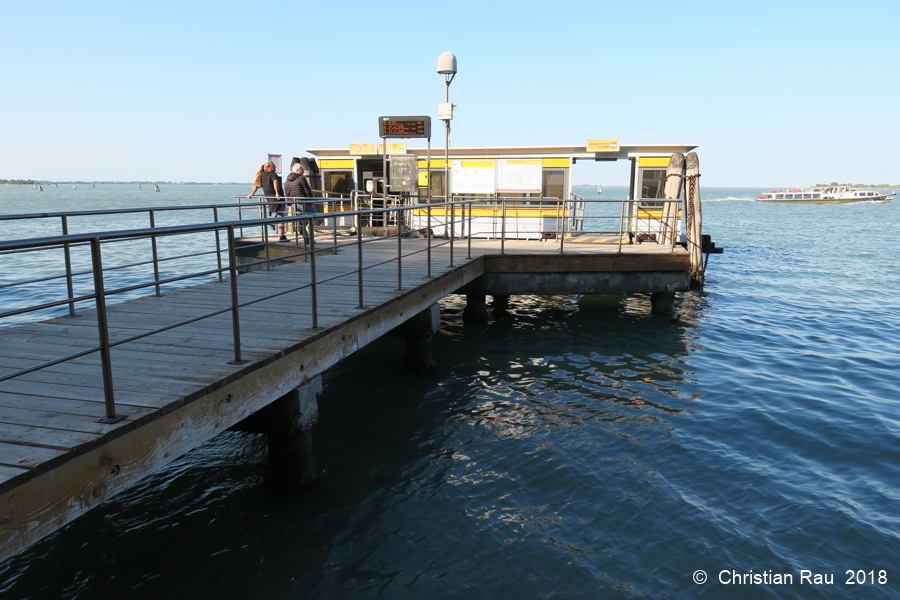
[496,159,542,193]
[451,160,496,194]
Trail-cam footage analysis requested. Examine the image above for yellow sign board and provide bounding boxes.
[348,143,407,155]
[587,139,621,152]
[638,157,671,168]
[418,171,429,187]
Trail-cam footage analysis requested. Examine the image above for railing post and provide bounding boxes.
[427,203,432,278]
[309,226,318,329]
[213,207,223,282]
[263,202,272,271]
[560,200,566,255]
[449,199,455,267]
[618,200,626,254]
[149,210,161,296]
[397,204,402,290]
[467,202,472,259]
[226,225,248,365]
[670,199,678,252]
[357,216,364,308]
[90,237,123,423]
[501,200,507,255]
[61,215,75,316]
[332,198,338,252]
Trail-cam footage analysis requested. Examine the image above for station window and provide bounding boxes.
[323,171,354,197]
[542,169,566,200]
[429,171,446,201]
[640,169,666,199]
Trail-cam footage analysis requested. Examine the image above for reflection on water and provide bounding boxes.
[1,291,700,598]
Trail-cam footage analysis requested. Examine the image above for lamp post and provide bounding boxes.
[437,52,456,207]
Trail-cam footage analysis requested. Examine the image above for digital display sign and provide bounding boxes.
[379,116,431,139]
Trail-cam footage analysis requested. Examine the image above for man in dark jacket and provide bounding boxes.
[284,163,315,244]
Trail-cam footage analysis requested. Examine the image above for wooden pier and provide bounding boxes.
[0,233,690,562]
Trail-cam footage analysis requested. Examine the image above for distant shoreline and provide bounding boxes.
[1,180,250,185]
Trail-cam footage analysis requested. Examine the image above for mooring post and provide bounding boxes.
[463,293,488,323]
[650,291,677,316]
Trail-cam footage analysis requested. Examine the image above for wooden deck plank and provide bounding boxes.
[0,440,71,470]
[0,405,135,436]
[0,391,157,419]
[0,464,31,489]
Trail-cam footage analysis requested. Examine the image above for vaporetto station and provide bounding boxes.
[302,139,699,244]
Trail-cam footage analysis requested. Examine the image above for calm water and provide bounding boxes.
[1,184,899,598]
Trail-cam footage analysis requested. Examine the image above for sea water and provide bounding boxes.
[0,184,898,599]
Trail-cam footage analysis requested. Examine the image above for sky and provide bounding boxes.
[1,0,898,187]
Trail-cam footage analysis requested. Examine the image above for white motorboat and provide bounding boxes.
[756,187,894,203]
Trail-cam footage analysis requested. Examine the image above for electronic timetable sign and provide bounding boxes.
[378,116,431,139]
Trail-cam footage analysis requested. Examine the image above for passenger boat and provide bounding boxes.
[756,188,894,203]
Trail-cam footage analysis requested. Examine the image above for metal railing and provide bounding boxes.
[0,194,700,422]
[0,199,477,422]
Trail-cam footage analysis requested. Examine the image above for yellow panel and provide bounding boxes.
[416,159,446,169]
[542,158,570,168]
[319,159,355,169]
[639,157,671,168]
[418,171,428,187]
[413,207,568,218]
[458,160,495,168]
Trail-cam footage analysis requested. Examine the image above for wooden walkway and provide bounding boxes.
[0,235,688,561]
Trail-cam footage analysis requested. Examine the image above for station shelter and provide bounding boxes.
[303,142,698,241]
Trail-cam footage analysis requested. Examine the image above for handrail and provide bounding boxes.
[0,199,477,422]
[0,195,699,422]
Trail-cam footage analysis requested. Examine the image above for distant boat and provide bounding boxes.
[139,183,142,188]
[597,185,602,194]
[92,183,95,188]
[55,183,58,188]
[756,187,895,203]
[38,185,43,192]
[154,184,160,192]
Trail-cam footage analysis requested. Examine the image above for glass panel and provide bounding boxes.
[542,169,566,200]
[429,171,445,201]
[323,171,354,197]
[640,168,666,199]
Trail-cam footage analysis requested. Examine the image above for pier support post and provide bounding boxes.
[390,304,441,371]
[491,294,510,311]
[463,294,488,323]
[650,291,677,316]
[232,376,321,489]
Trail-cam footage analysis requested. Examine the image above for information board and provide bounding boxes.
[586,139,620,152]
[378,116,432,139]
[451,160,496,194]
[496,159,542,193]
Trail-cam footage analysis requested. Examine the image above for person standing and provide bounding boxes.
[284,162,315,245]
[247,161,286,240]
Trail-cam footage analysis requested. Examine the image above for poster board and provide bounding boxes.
[496,159,542,193]
[451,160,496,194]
[268,154,282,174]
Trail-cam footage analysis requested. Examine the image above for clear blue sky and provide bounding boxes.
[2,0,897,186]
